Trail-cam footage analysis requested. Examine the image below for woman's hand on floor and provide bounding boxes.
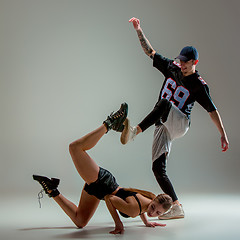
[109,222,124,234]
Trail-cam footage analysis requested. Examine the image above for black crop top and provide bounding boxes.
[115,188,142,218]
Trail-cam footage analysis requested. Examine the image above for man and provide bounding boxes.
[121,17,229,220]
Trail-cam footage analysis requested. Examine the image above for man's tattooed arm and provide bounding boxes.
[136,28,155,59]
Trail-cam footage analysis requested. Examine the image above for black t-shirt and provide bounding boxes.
[153,53,216,119]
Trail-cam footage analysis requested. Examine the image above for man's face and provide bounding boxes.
[179,59,198,76]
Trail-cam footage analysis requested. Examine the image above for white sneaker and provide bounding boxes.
[120,118,137,144]
[158,204,185,220]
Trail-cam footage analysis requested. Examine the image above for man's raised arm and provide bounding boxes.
[129,17,156,59]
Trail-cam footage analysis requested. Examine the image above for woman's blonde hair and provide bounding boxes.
[123,188,173,211]
[154,193,173,211]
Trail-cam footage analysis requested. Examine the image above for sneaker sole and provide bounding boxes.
[120,118,130,145]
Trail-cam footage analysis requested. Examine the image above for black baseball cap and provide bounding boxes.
[175,46,199,62]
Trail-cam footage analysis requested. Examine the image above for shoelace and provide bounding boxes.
[41,181,50,192]
[111,110,124,119]
[37,189,44,208]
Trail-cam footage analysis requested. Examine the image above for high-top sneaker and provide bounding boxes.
[103,102,128,133]
[33,175,60,198]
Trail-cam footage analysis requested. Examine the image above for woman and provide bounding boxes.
[33,103,172,234]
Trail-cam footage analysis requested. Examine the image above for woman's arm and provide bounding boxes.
[106,194,140,217]
[140,213,166,227]
[104,195,124,234]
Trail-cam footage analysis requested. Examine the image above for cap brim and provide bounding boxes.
[175,55,188,61]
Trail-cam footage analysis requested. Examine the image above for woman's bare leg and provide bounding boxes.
[34,102,128,228]
[69,124,107,184]
[69,103,127,182]
[45,124,107,228]
[52,190,100,228]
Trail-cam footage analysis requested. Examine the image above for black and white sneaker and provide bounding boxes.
[33,175,60,198]
[103,102,128,133]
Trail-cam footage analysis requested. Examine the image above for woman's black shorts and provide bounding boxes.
[84,167,119,200]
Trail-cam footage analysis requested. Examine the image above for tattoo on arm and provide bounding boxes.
[137,29,154,57]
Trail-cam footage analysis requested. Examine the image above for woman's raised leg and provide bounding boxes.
[69,103,128,184]
[69,124,107,184]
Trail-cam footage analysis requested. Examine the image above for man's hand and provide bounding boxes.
[128,17,155,58]
[129,17,141,30]
[208,110,229,152]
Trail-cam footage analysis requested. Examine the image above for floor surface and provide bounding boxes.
[1,193,240,240]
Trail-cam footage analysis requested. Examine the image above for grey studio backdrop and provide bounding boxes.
[0,0,239,200]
